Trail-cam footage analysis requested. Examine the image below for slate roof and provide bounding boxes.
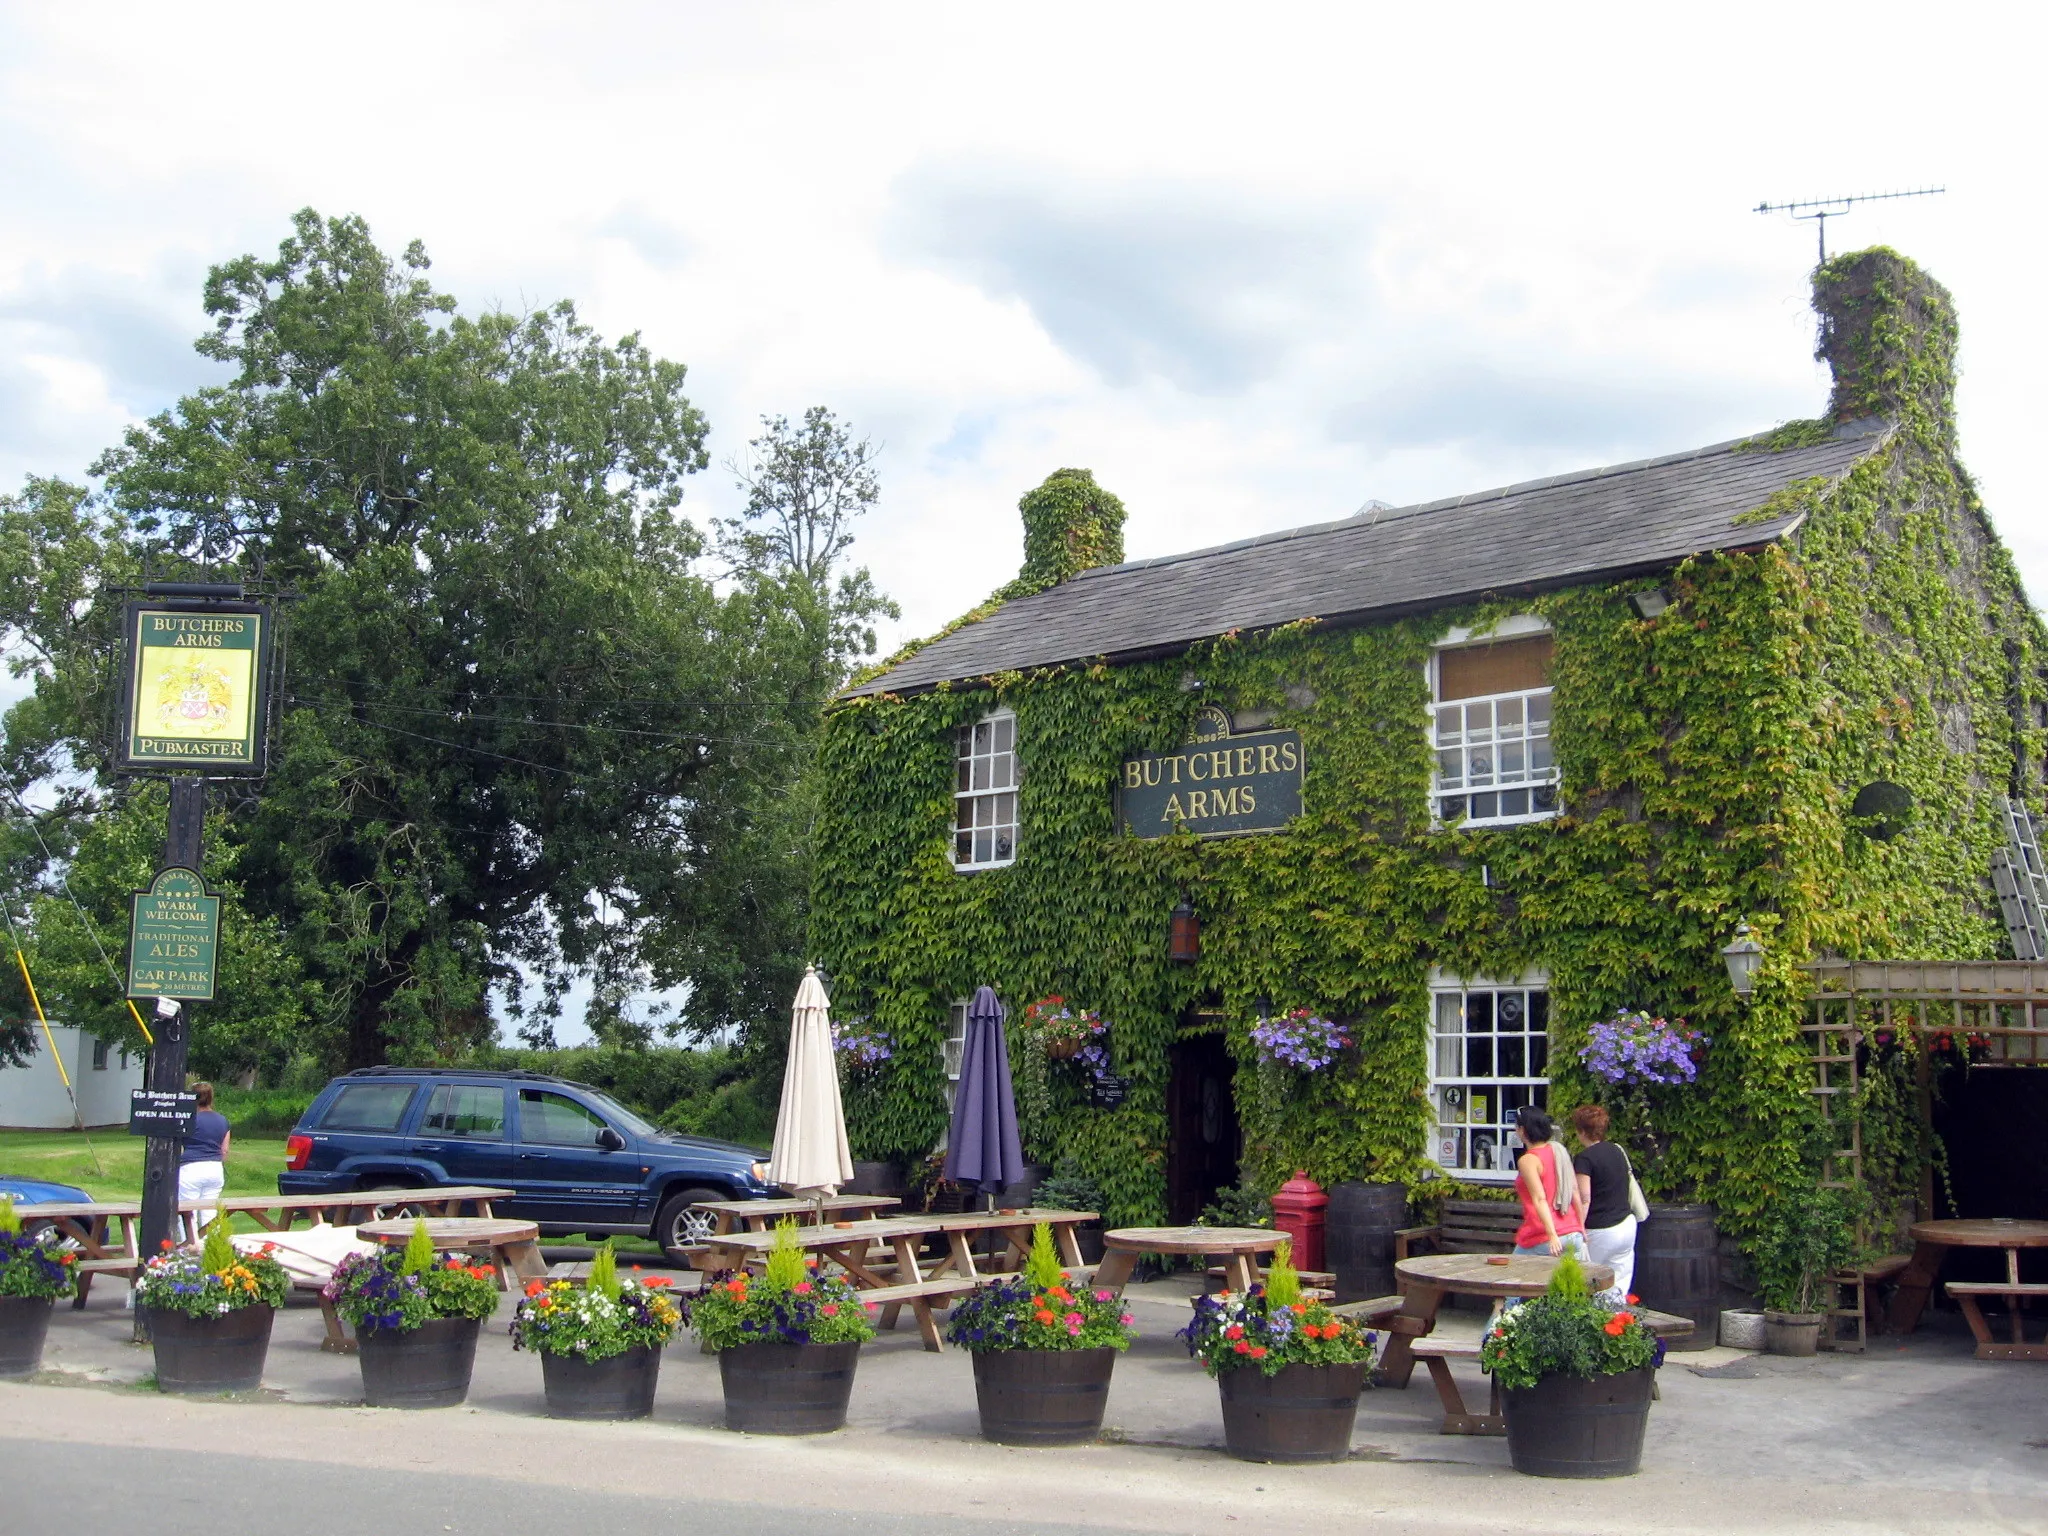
[847,420,1891,697]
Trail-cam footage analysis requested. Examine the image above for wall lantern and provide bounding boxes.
[1628,587,1673,620]
[1721,922,1763,1001]
[1169,897,1200,964]
[1255,994,1273,1027]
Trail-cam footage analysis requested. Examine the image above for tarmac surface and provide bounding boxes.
[3,1261,2043,1534]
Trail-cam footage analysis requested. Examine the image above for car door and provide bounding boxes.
[410,1083,518,1191]
[512,1086,638,1228]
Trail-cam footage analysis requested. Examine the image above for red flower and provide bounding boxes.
[1224,1325,1244,1340]
[1626,1293,1640,1305]
[1034,1309,1056,1325]
[160,1239,174,1250]
[793,1281,813,1295]
[1233,1341,1250,1354]
[1248,1346,1267,1358]
[1603,1316,1627,1337]
[525,1281,546,1297]
[821,1303,839,1317]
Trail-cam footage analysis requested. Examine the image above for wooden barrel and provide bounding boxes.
[971,1347,1117,1444]
[718,1340,860,1434]
[540,1343,663,1420]
[358,1316,480,1408]
[1325,1182,1408,1302]
[0,1295,54,1379]
[1502,1365,1654,1478]
[1633,1204,1718,1352]
[147,1303,276,1395]
[1216,1360,1367,1462]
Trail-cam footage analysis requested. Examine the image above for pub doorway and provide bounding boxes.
[1167,1023,1241,1224]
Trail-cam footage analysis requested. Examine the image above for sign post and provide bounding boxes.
[114,581,276,1338]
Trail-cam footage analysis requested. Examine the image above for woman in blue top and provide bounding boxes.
[177,1081,231,1241]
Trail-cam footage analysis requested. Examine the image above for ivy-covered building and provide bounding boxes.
[813,249,2044,1237]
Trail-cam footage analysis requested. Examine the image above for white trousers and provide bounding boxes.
[1584,1216,1638,1305]
[177,1161,225,1240]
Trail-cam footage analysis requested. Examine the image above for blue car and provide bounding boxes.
[0,1176,94,1241]
[281,1067,774,1262]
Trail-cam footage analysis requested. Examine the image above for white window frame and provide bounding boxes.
[942,999,970,1116]
[952,711,1019,870]
[1427,969,1551,1184]
[1431,617,1559,829]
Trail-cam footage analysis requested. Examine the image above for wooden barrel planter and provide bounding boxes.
[0,1295,55,1379]
[971,1347,1117,1445]
[146,1305,276,1395]
[1501,1366,1654,1478]
[1216,1361,1368,1462]
[1634,1205,1719,1351]
[1762,1310,1822,1356]
[357,1317,482,1408]
[718,1340,860,1434]
[540,1344,663,1420]
[1325,1182,1407,1302]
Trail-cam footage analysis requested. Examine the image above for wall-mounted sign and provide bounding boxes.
[1115,707,1303,839]
[1089,1073,1131,1109]
[128,1090,198,1138]
[126,867,220,1001]
[116,601,273,774]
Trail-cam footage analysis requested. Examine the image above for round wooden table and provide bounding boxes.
[1092,1226,1289,1295]
[355,1216,546,1286]
[1890,1218,2048,1356]
[1376,1252,1616,1388]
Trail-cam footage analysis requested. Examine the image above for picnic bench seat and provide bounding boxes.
[1944,1280,2048,1360]
[859,1276,985,1350]
[1396,1200,1520,1261]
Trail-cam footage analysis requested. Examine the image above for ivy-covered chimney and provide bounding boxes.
[1813,247,1958,435]
[1012,468,1127,596]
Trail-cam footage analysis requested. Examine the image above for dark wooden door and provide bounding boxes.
[1167,1029,1241,1224]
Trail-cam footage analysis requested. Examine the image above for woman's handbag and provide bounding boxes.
[1622,1146,1651,1222]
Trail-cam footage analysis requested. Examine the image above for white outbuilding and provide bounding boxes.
[0,1025,142,1129]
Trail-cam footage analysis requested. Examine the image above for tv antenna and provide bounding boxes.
[1754,186,1945,263]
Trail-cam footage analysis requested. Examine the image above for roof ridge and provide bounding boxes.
[1065,418,1889,586]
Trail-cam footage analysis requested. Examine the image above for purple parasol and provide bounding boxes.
[942,985,1028,1198]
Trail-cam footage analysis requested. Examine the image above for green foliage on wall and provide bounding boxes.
[811,249,2041,1240]
[1011,468,1127,597]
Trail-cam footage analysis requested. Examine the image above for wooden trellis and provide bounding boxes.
[1803,960,2048,1197]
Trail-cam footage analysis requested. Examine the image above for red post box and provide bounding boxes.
[1271,1170,1327,1275]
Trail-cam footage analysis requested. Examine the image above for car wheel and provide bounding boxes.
[655,1187,728,1266]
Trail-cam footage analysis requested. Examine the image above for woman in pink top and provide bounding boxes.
[1511,1106,1588,1259]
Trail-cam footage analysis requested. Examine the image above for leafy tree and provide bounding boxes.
[1,209,856,1067]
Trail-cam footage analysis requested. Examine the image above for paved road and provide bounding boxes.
[9,1439,1097,1536]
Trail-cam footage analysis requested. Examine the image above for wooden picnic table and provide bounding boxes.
[696,1208,1099,1351]
[690,1194,903,1235]
[1378,1252,1617,1389]
[1888,1218,2048,1359]
[356,1216,548,1286]
[16,1187,514,1308]
[1090,1226,1289,1298]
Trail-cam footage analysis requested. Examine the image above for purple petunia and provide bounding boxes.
[831,1017,892,1069]
[1251,1009,1350,1071]
[1578,1011,1708,1087]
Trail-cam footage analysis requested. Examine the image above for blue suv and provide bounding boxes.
[280,1067,773,1261]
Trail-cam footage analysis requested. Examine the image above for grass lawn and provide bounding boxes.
[0,1126,289,1203]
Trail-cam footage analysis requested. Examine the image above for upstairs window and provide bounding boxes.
[1433,626,1558,827]
[943,999,970,1110]
[954,712,1018,869]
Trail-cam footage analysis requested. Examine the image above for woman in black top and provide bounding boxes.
[1571,1103,1637,1304]
[177,1081,232,1241]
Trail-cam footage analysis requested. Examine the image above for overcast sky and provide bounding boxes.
[4,3,2040,1042]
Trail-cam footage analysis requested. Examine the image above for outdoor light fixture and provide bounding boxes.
[1628,587,1672,620]
[1721,922,1763,1000]
[1169,897,1199,963]
[1255,994,1273,1026]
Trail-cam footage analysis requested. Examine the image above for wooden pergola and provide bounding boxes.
[1804,960,2048,1199]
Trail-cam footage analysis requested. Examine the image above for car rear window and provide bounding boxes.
[317,1082,418,1132]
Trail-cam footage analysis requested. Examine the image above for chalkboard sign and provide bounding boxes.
[129,1089,198,1137]
[1090,1074,1131,1109]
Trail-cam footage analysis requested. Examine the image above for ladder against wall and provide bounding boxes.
[1990,798,2048,961]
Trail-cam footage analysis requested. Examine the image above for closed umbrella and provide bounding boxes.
[943,985,1028,1207]
[765,965,853,1209]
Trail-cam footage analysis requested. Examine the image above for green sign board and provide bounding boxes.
[127,867,220,1001]
[1115,708,1304,839]
[117,602,271,774]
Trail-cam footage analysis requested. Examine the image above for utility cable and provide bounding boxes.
[0,765,154,1045]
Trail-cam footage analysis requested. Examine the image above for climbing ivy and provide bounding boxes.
[813,249,2042,1240]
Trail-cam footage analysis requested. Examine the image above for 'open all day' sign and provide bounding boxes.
[126,867,221,1001]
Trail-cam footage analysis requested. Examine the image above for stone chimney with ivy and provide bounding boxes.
[1009,468,1127,598]
[1813,247,1959,437]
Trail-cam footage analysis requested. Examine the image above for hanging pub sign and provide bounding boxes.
[1115,706,1304,839]
[115,598,274,774]
[126,867,221,1001]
